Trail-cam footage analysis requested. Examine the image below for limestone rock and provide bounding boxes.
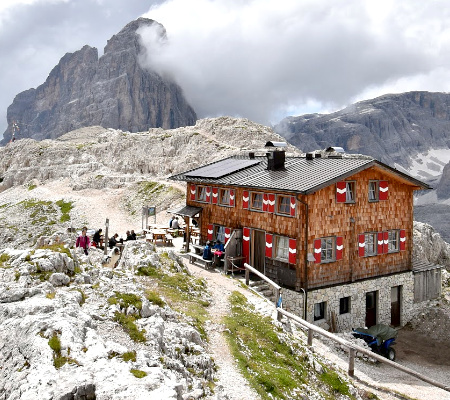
[1,18,196,145]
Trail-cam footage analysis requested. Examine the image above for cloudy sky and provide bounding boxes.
[1,0,450,139]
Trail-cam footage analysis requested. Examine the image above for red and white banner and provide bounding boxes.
[379,181,389,200]
[290,196,296,216]
[268,194,275,213]
[212,187,218,204]
[314,239,321,263]
[224,227,231,243]
[190,184,196,201]
[229,190,235,207]
[265,233,273,258]
[207,224,213,241]
[205,187,211,203]
[336,182,347,203]
[336,236,343,260]
[358,234,365,257]
[243,227,250,263]
[400,229,406,251]
[242,191,249,209]
[377,232,384,254]
[288,238,296,264]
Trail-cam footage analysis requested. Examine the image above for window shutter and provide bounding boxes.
[290,196,296,216]
[243,227,250,264]
[288,238,297,264]
[383,231,389,254]
[377,232,384,254]
[205,187,211,203]
[242,190,249,209]
[207,224,213,241]
[268,194,275,213]
[379,181,389,200]
[263,193,269,212]
[400,229,406,251]
[224,227,231,244]
[314,239,321,263]
[229,190,235,207]
[265,233,273,258]
[212,187,218,204]
[190,184,196,201]
[336,236,343,260]
[358,234,365,257]
[336,182,347,203]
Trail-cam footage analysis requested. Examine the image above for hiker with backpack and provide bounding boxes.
[76,227,90,255]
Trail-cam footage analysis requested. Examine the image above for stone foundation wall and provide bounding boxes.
[280,272,414,332]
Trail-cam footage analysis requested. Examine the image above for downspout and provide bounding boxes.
[297,195,309,321]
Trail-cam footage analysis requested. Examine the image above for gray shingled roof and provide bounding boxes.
[170,155,430,194]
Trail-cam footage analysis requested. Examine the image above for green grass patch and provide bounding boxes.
[113,312,146,343]
[130,369,147,378]
[56,200,73,223]
[145,289,165,307]
[122,351,137,362]
[320,369,350,396]
[27,183,37,191]
[108,292,142,311]
[48,333,62,353]
[37,243,72,258]
[0,253,11,268]
[223,291,308,400]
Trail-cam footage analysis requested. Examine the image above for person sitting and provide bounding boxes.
[202,241,212,260]
[92,228,102,247]
[213,239,225,253]
[126,230,133,241]
[172,217,180,229]
[130,230,137,240]
[109,233,119,249]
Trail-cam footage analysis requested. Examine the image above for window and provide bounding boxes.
[214,225,225,243]
[345,182,355,203]
[321,237,335,262]
[250,192,263,210]
[276,195,291,215]
[274,236,289,261]
[339,297,350,314]
[365,232,377,256]
[368,181,379,201]
[314,302,326,321]
[196,186,208,202]
[219,189,230,206]
[388,230,399,253]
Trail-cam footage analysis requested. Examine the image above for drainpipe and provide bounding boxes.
[297,195,309,321]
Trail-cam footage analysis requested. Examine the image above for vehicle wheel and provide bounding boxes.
[386,347,396,361]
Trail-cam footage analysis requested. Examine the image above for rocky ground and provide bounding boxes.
[1,119,450,399]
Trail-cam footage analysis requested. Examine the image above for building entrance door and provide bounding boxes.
[365,291,377,328]
[391,286,401,327]
[251,230,265,274]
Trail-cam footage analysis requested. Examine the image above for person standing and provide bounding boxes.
[76,227,90,255]
[172,217,180,229]
[92,228,102,248]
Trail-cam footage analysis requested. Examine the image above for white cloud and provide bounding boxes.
[139,0,450,124]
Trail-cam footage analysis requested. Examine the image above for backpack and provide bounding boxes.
[202,245,212,260]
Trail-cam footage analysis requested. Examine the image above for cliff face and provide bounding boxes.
[274,91,450,172]
[1,18,197,145]
[437,161,450,200]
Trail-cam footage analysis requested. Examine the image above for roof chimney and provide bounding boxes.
[265,141,286,171]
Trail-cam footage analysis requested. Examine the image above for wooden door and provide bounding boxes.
[251,230,265,274]
[365,291,377,328]
[391,286,401,327]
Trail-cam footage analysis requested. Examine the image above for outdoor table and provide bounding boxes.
[151,229,167,244]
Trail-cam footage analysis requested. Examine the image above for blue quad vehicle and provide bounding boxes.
[352,324,397,361]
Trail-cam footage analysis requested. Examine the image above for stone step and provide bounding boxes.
[261,289,273,297]
[249,280,264,287]
[254,284,270,292]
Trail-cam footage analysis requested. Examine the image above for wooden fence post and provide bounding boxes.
[104,218,109,256]
[348,348,355,377]
[245,268,249,286]
[307,328,313,346]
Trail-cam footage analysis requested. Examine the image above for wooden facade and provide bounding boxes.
[183,162,423,292]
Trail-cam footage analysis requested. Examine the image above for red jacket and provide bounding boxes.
[76,235,90,249]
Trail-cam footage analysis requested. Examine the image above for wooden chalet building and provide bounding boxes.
[170,144,442,331]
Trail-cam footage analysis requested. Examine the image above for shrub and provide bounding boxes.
[130,369,147,378]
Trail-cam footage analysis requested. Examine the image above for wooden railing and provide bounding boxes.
[241,262,450,392]
[244,262,281,307]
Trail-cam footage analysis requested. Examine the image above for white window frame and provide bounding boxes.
[365,232,377,256]
[345,181,356,203]
[274,235,289,261]
[196,185,208,203]
[219,188,230,206]
[214,225,225,243]
[276,195,291,216]
[250,191,263,211]
[321,237,336,263]
[388,230,400,253]
[368,180,379,202]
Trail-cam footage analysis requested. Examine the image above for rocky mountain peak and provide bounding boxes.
[1,18,196,145]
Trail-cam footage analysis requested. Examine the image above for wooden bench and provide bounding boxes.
[188,252,213,269]
[191,244,204,255]
[165,234,174,246]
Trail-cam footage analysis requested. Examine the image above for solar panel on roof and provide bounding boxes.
[185,159,260,179]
